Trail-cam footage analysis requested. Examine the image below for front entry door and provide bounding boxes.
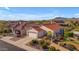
[15,30,21,37]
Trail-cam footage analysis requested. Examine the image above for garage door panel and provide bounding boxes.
[28,32,38,38]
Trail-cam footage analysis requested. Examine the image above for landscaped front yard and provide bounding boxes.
[26,35,79,51]
[26,39,60,51]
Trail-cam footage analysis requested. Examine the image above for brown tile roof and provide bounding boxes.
[15,22,27,30]
[9,22,28,30]
[9,23,19,28]
[32,26,44,32]
[43,23,61,31]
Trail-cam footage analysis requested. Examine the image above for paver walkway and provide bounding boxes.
[0,36,40,51]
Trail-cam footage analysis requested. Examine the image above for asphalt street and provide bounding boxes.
[0,40,25,51]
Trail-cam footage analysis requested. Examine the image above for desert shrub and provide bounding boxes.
[59,43,66,46]
[41,43,49,50]
[31,40,39,46]
[39,40,45,45]
[39,40,50,46]
[39,40,49,50]
[48,46,56,51]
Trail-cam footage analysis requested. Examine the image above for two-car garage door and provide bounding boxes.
[28,32,38,38]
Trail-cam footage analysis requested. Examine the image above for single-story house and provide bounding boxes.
[9,22,64,39]
[27,26,46,39]
[40,23,64,39]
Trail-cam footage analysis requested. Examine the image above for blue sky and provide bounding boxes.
[0,7,79,20]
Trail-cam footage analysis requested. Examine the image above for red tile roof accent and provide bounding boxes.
[43,23,61,31]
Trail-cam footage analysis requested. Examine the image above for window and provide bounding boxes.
[15,30,21,34]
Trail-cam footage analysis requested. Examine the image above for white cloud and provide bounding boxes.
[4,7,10,10]
[0,10,64,20]
[74,13,79,16]
[73,13,79,17]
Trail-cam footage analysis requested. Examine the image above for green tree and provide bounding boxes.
[68,32,74,37]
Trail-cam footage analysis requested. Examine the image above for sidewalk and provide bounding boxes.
[0,36,40,51]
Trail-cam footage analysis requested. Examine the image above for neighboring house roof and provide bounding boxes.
[43,23,61,31]
[9,22,41,31]
[32,26,44,32]
[9,22,61,32]
[75,34,79,37]
[76,20,79,23]
[9,22,27,30]
[15,22,27,30]
[54,20,65,23]
[9,22,19,28]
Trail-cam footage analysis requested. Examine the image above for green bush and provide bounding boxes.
[48,46,56,51]
[0,29,3,33]
[59,43,65,46]
[39,40,45,45]
[0,28,12,34]
[41,43,49,50]
[4,28,12,33]
[39,40,50,46]
[39,40,48,49]
[31,40,39,46]
[68,32,74,37]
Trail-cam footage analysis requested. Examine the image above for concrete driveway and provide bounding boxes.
[0,36,40,51]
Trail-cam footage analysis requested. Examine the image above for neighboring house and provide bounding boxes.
[9,22,44,38]
[54,20,69,26]
[54,20,65,24]
[40,23,64,39]
[27,26,46,39]
[72,31,79,37]
[9,22,28,37]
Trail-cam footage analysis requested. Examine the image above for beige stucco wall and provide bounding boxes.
[21,29,26,36]
[27,28,38,39]
[11,28,17,36]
